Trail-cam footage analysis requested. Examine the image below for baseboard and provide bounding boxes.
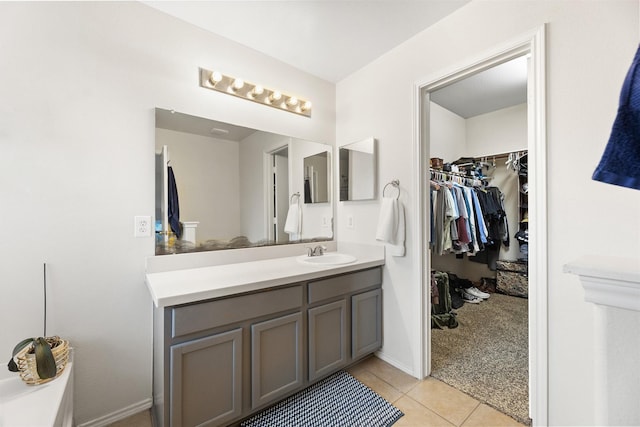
[77,398,152,427]
[374,350,416,378]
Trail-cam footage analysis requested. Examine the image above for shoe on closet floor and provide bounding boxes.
[460,289,482,304]
[467,287,490,299]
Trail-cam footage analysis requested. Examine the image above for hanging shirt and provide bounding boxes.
[442,187,457,253]
[463,187,480,253]
[471,189,489,244]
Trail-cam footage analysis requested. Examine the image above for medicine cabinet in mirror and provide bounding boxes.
[154,108,333,255]
[339,137,376,201]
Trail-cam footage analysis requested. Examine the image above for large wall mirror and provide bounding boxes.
[339,137,376,201]
[154,108,333,255]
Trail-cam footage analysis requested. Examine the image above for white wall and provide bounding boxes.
[466,103,527,156]
[156,128,241,242]
[336,1,640,425]
[429,102,466,161]
[0,2,334,425]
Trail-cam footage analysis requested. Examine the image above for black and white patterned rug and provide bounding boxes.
[241,370,403,427]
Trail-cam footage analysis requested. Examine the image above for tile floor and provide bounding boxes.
[110,356,526,427]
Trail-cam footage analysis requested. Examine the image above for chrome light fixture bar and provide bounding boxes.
[199,68,312,117]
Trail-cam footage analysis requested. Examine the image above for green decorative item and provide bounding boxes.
[6,264,70,384]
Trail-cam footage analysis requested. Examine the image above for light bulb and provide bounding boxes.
[270,91,282,102]
[232,78,244,91]
[301,101,312,111]
[209,71,223,85]
[251,85,264,96]
[286,97,299,107]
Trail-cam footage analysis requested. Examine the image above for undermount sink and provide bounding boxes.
[297,253,357,266]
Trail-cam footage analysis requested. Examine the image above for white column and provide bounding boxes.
[564,256,640,426]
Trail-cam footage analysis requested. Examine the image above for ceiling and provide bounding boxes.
[430,55,528,118]
[144,1,527,118]
[156,108,257,141]
[142,0,469,83]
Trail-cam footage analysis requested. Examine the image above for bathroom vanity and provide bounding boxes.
[146,248,384,427]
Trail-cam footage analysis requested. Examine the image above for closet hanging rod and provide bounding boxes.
[480,150,527,161]
[429,168,473,178]
[430,169,489,186]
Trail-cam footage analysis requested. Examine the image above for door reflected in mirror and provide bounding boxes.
[154,108,333,255]
[339,137,376,201]
[303,151,330,204]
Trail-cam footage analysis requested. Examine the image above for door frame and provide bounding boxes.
[265,145,290,242]
[413,25,548,424]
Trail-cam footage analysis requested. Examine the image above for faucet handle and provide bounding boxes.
[307,247,313,257]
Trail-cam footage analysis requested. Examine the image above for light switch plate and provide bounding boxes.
[346,215,354,229]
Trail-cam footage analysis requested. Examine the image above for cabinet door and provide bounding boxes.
[170,329,242,427]
[308,299,347,381]
[352,289,382,360]
[251,312,303,409]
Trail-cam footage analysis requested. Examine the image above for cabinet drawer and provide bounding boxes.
[308,268,381,304]
[172,285,302,339]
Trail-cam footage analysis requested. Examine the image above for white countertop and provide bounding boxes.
[146,247,385,308]
[0,357,73,427]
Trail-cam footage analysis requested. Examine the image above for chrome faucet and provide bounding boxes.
[307,245,327,257]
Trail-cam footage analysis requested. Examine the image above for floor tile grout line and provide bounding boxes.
[364,368,468,427]
[351,360,525,426]
[458,401,481,427]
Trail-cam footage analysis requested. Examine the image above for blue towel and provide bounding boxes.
[168,166,182,238]
[593,44,640,190]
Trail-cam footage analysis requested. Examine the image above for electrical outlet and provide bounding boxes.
[134,215,152,237]
[346,215,354,229]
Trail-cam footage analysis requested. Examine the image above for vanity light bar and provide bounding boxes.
[199,68,312,118]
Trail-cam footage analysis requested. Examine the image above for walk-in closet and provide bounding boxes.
[426,55,531,424]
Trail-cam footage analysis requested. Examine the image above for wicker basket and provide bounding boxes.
[15,336,70,385]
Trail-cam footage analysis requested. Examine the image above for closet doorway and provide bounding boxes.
[415,27,547,425]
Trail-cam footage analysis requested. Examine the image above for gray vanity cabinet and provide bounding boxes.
[352,288,382,359]
[307,267,382,381]
[251,312,303,409]
[308,299,348,381]
[153,267,382,427]
[169,329,242,427]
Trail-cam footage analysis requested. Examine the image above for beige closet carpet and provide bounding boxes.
[431,293,530,425]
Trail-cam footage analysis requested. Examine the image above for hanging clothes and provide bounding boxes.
[167,166,182,239]
[430,170,509,269]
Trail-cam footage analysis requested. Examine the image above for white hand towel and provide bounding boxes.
[284,203,301,236]
[376,197,405,256]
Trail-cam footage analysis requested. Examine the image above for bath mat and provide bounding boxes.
[240,370,403,427]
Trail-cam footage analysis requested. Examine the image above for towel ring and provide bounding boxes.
[290,192,301,204]
[383,180,400,199]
